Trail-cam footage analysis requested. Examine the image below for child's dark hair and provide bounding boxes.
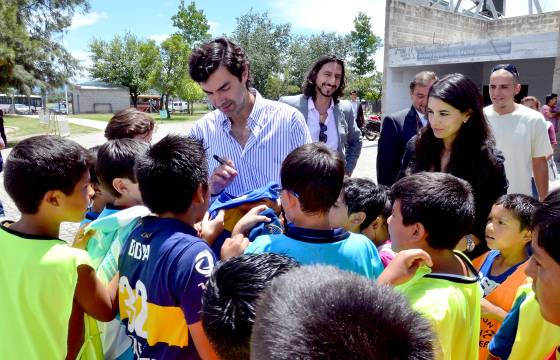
[281,143,344,214]
[532,189,560,264]
[201,253,299,360]
[104,108,155,140]
[135,135,208,215]
[343,178,390,231]
[251,265,434,360]
[88,145,102,184]
[391,172,475,249]
[494,194,539,231]
[96,139,149,198]
[4,135,92,214]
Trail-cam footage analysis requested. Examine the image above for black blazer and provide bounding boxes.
[376,106,419,186]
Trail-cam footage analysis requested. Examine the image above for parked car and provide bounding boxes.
[13,104,32,115]
[171,101,188,112]
[49,104,68,114]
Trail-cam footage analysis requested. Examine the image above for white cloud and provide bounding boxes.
[70,50,93,83]
[506,1,560,17]
[70,11,108,30]
[209,21,220,34]
[272,0,385,35]
[148,34,170,44]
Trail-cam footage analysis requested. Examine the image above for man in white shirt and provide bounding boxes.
[188,38,311,196]
[484,63,552,200]
[279,55,362,175]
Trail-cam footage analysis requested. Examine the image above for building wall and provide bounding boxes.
[73,88,130,114]
[383,0,560,114]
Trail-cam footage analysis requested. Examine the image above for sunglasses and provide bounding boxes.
[491,64,519,79]
[319,123,328,143]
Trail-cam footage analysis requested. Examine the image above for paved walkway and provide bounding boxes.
[1,115,559,242]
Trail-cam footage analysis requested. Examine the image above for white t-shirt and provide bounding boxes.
[484,104,552,195]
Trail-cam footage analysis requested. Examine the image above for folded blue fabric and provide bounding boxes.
[208,182,280,219]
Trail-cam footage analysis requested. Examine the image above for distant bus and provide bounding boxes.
[0,94,43,113]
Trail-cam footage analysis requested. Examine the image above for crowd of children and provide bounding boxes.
[1,107,560,359]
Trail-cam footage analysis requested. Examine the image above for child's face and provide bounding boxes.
[525,231,560,325]
[387,200,416,252]
[61,171,95,222]
[485,204,529,251]
[328,193,349,229]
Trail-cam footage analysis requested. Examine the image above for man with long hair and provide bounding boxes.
[280,55,362,175]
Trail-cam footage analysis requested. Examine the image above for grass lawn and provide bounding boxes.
[73,103,210,123]
[4,115,98,147]
[75,111,208,123]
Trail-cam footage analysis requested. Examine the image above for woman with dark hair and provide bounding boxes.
[399,73,508,257]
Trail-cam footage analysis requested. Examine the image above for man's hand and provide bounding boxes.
[377,249,433,286]
[232,205,271,237]
[221,234,250,261]
[210,158,238,195]
[481,298,508,321]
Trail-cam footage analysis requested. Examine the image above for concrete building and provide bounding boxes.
[382,0,560,114]
[72,80,130,114]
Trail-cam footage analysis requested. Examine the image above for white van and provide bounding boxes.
[171,101,188,112]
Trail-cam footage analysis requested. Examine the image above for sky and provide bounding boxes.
[64,0,560,82]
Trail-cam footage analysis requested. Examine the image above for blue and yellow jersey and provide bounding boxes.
[118,217,216,359]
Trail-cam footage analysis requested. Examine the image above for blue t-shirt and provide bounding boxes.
[478,250,526,297]
[245,224,383,279]
[118,216,216,359]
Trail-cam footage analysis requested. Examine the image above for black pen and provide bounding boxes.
[213,154,228,166]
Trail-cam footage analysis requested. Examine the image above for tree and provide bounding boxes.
[148,34,191,118]
[347,70,382,101]
[349,12,382,76]
[231,11,291,97]
[89,33,158,107]
[177,79,204,114]
[0,0,89,92]
[172,0,211,46]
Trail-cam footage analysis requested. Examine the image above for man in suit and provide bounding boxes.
[376,71,438,186]
[280,55,362,175]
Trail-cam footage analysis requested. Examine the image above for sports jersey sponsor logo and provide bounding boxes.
[128,239,150,261]
[194,250,214,277]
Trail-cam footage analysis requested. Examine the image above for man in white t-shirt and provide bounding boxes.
[484,64,552,200]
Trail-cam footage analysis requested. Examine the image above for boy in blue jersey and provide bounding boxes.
[84,138,151,359]
[389,172,481,359]
[245,143,383,279]
[118,135,218,359]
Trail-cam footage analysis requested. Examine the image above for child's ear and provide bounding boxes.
[112,178,127,196]
[521,229,533,244]
[44,190,62,207]
[281,190,299,211]
[411,222,427,244]
[370,215,383,229]
[191,184,207,205]
[348,212,366,226]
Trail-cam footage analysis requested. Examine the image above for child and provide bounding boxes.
[85,138,151,359]
[472,194,538,359]
[487,190,560,359]
[244,143,383,279]
[80,145,114,226]
[105,108,155,142]
[201,253,299,360]
[95,138,148,218]
[338,177,396,267]
[526,190,560,358]
[390,172,481,359]
[251,265,434,359]
[0,135,117,359]
[117,135,218,358]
